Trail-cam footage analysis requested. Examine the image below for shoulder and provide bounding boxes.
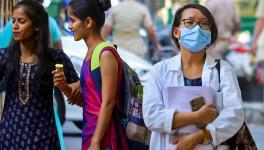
[217,59,238,82]
[219,59,233,72]
[50,48,64,56]
[49,48,67,61]
[0,48,7,53]
[151,55,179,76]
[48,17,58,27]
[100,45,120,62]
[205,53,233,72]
[0,48,8,57]
[0,48,9,65]
[152,59,167,71]
[137,3,150,13]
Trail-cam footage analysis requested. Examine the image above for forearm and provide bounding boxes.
[68,81,83,107]
[172,111,199,129]
[253,19,264,43]
[57,81,78,99]
[146,26,160,50]
[150,32,159,49]
[192,129,212,145]
[58,84,72,98]
[92,100,115,144]
[206,106,244,145]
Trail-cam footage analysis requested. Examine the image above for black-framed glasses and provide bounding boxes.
[181,19,211,30]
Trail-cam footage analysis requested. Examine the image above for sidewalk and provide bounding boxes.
[243,102,264,149]
[249,124,264,150]
[243,102,264,124]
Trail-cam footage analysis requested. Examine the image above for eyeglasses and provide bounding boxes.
[181,19,211,30]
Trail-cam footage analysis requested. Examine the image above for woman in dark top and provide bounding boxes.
[0,1,79,149]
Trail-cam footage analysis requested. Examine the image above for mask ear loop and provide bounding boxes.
[205,39,213,49]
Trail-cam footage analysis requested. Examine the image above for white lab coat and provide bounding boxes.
[143,53,244,150]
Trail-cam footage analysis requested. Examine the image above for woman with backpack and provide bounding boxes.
[53,0,129,149]
[143,3,244,150]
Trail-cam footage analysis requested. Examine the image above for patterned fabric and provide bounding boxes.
[0,48,79,149]
[80,46,128,150]
[184,77,202,86]
[215,60,256,149]
[222,122,258,150]
[120,61,151,146]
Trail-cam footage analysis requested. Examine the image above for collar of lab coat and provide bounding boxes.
[166,52,219,87]
[166,52,218,72]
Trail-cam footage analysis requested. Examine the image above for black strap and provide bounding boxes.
[113,109,122,149]
[215,59,221,91]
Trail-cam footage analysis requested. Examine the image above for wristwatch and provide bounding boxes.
[202,129,212,144]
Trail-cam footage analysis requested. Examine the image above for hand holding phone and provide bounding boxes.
[190,96,206,129]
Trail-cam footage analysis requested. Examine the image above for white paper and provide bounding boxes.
[163,86,214,150]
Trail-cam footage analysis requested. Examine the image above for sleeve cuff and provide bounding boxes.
[206,123,217,146]
[165,109,177,134]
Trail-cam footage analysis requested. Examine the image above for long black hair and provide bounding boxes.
[69,0,111,31]
[5,0,50,90]
[171,3,218,48]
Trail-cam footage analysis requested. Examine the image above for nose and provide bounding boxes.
[12,20,19,29]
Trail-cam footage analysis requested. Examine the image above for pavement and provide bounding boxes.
[244,102,264,125]
[63,121,82,150]
[249,124,264,150]
[243,102,264,150]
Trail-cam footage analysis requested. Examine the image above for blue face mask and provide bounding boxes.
[178,25,211,52]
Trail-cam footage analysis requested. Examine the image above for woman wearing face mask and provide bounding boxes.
[143,3,244,150]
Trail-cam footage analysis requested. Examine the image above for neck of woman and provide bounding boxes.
[181,47,206,79]
[181,47,206,67]
[20,40,37,63]
[84,33,104,59]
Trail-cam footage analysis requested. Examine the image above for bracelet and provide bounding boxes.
[201,129,211,144]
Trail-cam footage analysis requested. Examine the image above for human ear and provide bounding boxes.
[85,17,93,29]
[172,27,181,39]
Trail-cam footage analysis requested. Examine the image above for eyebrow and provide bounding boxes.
[12,16,28,20]
[183,17,209,21]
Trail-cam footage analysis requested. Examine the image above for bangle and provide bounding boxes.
[201,129,211,144]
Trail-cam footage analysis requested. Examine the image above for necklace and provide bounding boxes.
[20,55,38,64]
[18,58,38,105]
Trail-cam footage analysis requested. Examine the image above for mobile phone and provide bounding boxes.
[190,96,205,112]
[190,96,206,129]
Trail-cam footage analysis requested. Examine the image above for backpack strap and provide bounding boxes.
[91,42,116,71]
[215,59,221,91]
[90,42,119,91]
